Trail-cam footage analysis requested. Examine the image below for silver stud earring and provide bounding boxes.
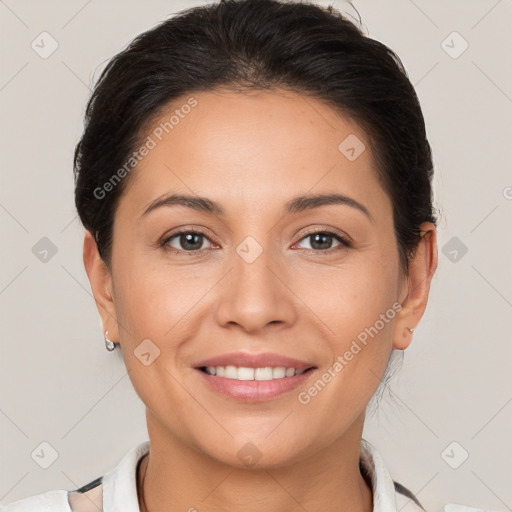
[104,330,116,351]
[406,327,415,333]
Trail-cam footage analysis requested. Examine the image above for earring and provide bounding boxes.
[406,327,415,333]
[104,330,116,351]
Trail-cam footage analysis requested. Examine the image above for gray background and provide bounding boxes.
[0,0,511,510]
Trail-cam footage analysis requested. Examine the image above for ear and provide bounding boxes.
[83,230,119,342]
[392,222,438,350]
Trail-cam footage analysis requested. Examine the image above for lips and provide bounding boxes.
[194,352,316,371]
[193,352,317,402]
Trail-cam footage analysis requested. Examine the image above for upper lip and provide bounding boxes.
[194,352,316,371]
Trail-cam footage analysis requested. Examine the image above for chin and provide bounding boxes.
[193,433,314,470]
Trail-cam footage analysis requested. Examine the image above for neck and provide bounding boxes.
[138,412,373,512]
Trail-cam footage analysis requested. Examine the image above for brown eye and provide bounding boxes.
[163,231,213,253]
[295,231,350,253]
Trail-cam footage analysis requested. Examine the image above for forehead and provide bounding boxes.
[119,88,388,218]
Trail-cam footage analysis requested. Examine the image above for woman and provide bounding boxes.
[3,0,477,510]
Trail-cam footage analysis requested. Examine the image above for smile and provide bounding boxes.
[195,366,316,402]
[200,365,308,380]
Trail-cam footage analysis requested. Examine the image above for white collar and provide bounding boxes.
[360,438,403,511]
[101,440,150,512]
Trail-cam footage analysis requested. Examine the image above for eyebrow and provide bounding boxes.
[141,192,373,222]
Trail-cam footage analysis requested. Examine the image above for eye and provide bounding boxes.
[162,230,215,254]
[161,228,351,255]
[294,230,351,253]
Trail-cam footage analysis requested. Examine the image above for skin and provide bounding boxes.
[84,88,437,512]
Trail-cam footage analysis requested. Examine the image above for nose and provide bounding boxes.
[214,240,298,334]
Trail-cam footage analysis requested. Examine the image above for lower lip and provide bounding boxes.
[195,368,315,402]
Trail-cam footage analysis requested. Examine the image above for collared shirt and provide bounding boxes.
[0,440,487,512]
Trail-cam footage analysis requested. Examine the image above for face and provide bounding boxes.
[86,89,436,469]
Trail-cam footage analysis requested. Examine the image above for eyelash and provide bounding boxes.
[160,227,351,256]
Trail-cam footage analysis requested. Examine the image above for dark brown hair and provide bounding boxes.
[74,0,436,272]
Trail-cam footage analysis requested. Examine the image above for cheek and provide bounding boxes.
[295,249,400,342]
[112,249,199,337]
[294,243,400,396]
[338,234,401,335]
[111,266,197,415]
[293,260,399,438]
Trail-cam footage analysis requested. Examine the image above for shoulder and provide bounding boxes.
[67,477,103,512]
[360,439,491,512]
[1,477,103,512]
[1,489,71,512]
[1,441,149,512]
[394,489,498,512]
[442,506,502,512]
[360,439,426,511]
[394,481,426,511]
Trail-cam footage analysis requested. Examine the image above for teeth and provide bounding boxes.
[207,366,218,376]
[203,365,307,380]
[225,365,238,379]
[238,367,255,380]
[271,367,285,379]
[255,367,272,380]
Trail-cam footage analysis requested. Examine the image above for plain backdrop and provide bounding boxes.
[0,1,511,510]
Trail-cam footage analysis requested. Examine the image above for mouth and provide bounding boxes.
[197,365,314,380]
[194,364,317,402]
[193,352,318,402]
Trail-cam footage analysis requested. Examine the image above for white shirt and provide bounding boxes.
[0,439,488,512]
